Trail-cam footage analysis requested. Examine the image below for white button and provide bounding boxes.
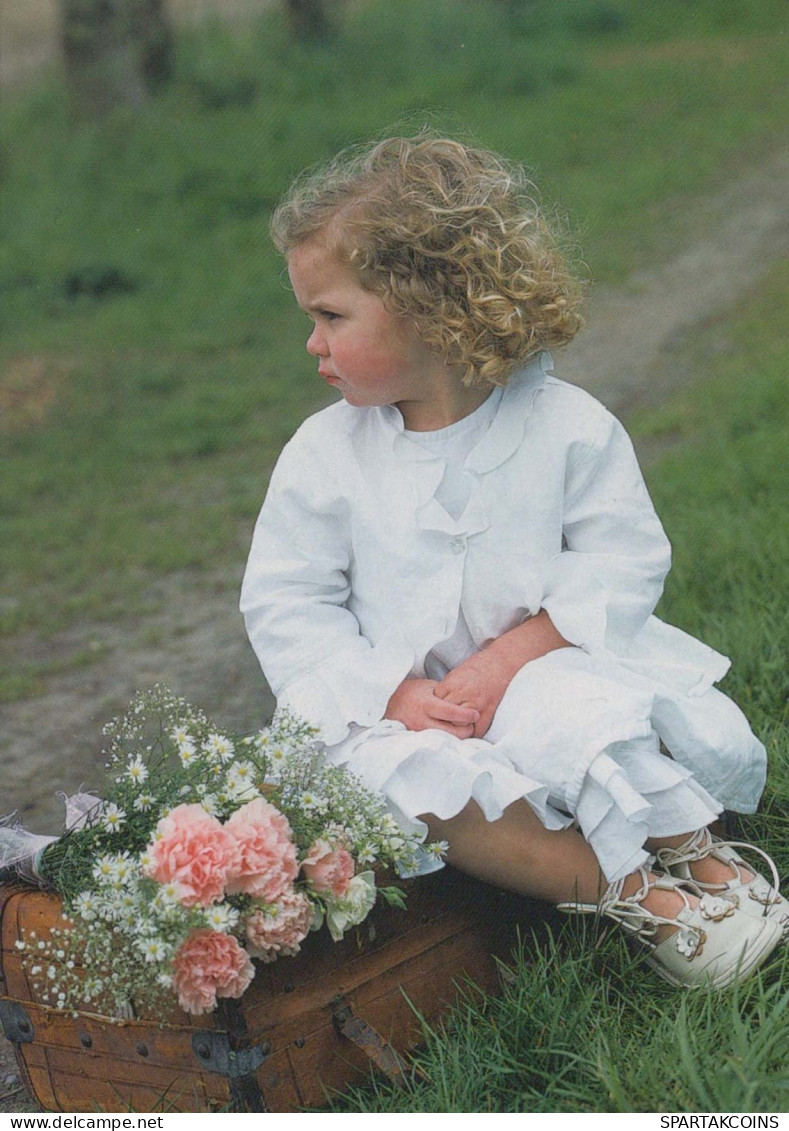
[448,537,466,555]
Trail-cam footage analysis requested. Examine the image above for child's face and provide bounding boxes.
[287,238,451,426]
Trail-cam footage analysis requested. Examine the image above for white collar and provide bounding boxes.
[377,352,551,473]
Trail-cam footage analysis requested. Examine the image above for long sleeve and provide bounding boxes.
[540,410,671,654]
[240,432,414,744]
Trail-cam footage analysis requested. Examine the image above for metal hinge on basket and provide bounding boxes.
[0,1000,34,1043]
[192,1029,271,1113]
[331,997,406,1082]
[191,1030,269,1077]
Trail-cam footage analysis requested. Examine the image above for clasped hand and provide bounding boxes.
[384,649,513,740]
[383,611,571,739]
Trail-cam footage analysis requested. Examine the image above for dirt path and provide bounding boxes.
[560,146,789,412]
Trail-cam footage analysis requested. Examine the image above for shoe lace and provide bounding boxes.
[557,866,701,949]
[655,829,782,906]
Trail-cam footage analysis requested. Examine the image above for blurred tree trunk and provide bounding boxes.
[61,0,175,118]
[285,0,332,43]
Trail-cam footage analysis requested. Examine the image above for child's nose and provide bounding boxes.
[306,326,327,356]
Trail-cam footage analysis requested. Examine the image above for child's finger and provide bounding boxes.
[429,698,479,725]
[434,677,471,701]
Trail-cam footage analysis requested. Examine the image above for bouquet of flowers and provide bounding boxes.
[6,686,444,1018]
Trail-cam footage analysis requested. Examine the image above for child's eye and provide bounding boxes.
[320,310,340,322]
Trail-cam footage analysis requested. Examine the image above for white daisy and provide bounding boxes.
[299,790,327,813]
[75,892,98,921]
[356,843,377,865]
[200,794,220,817]
[126,756,149,785]
[137,937,168,963]
[171,725,192,747]
[109,851,134,884]
[203,904,240,931]
[225,761,259,801]
[101,803,126,834]
[177,740,197,767]
[152,883,183,916]
[203,733,235,764]
[92,854,116,884]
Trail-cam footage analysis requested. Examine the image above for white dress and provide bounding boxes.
[241,355,766,882]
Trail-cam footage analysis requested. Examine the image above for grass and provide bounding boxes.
[636,261,789,748]
[326,261,789,1113]
[1,0,788,652]
[332,944,789,1112]
[1,2,788,1111]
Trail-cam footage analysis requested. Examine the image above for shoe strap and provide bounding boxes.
[656,829,781,897]
[557,867,700,948]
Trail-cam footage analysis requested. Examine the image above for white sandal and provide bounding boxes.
[654,828,789,938]
[558,867,783,988]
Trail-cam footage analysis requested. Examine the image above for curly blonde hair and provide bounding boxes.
[271,135,585,387]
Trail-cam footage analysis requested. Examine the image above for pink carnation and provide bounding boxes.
[224,797,298,902]
[171,929,254,1016]
[245,889,313,962]
[302,838,355,898]
[145,804,236,907]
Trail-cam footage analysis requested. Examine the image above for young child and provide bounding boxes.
[241,135,788,988]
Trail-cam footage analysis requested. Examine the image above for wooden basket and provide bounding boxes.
[0,872,529,1113]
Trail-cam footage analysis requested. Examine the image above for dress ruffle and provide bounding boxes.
[325,645,759,883]
[325,720,573,876]
[574,740,721,882]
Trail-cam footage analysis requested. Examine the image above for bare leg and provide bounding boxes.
[420,799,696,940]
[420,798,605,904]
[417,806,782,989]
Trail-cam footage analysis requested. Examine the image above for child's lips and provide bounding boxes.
[319,369,339,383]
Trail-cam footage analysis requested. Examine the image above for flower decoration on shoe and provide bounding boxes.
[697,893,737,922]
[749,876,786,909]
[654,828,789,939]
[674,926,706,960]
[558,864,783,989]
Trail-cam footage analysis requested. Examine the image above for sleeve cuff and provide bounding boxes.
[278,628,415,745]
[540,551,609,653]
